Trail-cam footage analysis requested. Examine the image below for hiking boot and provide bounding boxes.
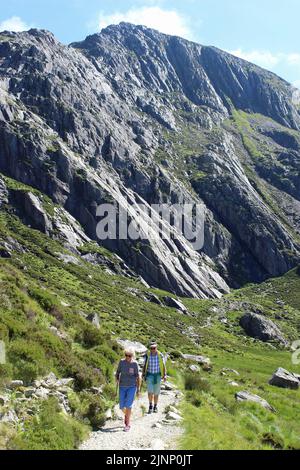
[148,404,153,414]
[153,405,158,413]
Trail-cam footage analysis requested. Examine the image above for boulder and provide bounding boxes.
[181,354,211,367]
[166,411,182,421]
[34,387,50,399]
[86,313,101,329]
[240,313,287,345]
[162,382,175,391]
[8,380,23,389]
[44,372,57,386]
[56,253,80,265]
[117,339,147,356]
[152,423,162,429]
[163,297,188,314]
[24,388,36,398]
[49,326,70,341]
[0,395,9,406]
[56,378,74,387]
[235,391,276,412]
[269,368,299,390]
[12,191,52,235]
[221,368,240,376]
[168,406,181,415]
[0,409,19,424]
[147,293,163,306]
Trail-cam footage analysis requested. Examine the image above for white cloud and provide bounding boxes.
[230,49,280,68]
[286,53,300,66]
[0,16,31,32]
[293,80,300,90]
[92,6,193,39]
[230,48,300,71]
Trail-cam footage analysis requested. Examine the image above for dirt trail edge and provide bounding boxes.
[80,384,183,451]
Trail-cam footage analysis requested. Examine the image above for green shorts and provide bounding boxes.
[146,374,161,396]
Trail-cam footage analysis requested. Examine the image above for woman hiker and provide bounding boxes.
[142,341,167,414]
[116,348,141,432]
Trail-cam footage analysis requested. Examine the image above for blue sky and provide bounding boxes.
[0,0,299,87]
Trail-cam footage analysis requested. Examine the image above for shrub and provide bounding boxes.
[186,390,203,407]
[83,395,106,429]
[75,324,104,349]
[261,432,284,450]
[28,287,58,312]
[79,349,113,381]
[8,339,48,383]
[10,398,87,450]
[184,373,211,393]
[169,350,182,359]
[0,364,13,386]
[0,324,9,342]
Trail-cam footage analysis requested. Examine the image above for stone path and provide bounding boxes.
[80,385,183,451]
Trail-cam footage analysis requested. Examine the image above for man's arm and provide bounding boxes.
[162,354,167,381]
[142,354,147,378]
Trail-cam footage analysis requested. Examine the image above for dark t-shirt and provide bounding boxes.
[116,359,139,387]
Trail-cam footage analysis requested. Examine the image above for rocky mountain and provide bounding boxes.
[1,23,300,298]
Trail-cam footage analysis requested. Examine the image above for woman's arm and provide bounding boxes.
[115,361,121,383]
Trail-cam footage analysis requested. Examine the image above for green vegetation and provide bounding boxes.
[178,269,300,450]
[10,398,88,450]
[231,110,264,159]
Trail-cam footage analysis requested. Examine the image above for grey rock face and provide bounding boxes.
[0,25,300,296]
[269,368,300,390]
[0,176,8,206]
[240,313,287,345]
[11,191,52,235]
[235,391,276,412]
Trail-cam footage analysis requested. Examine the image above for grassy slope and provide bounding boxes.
[179,270,300,450]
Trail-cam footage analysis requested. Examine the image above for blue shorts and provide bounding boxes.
[119,386,137,410]
[146,374,161,396]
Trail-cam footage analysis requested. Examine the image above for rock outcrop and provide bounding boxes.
[240,313,287,345]
[235,391,276,412]
[269,368,300,390]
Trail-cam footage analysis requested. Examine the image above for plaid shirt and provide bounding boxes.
[146,353,161,374]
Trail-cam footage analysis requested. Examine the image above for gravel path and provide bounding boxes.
[80,386,183,451]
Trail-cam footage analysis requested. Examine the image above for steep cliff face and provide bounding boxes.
[0,24,300,297]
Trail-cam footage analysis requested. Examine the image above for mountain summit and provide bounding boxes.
[0,24,300,297]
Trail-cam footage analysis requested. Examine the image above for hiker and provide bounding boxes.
[143,341,167,414]
[116,348,141,432]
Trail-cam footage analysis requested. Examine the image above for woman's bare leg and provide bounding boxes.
[125,408,132,426]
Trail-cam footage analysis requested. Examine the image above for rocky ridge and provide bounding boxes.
[0,24,300,298]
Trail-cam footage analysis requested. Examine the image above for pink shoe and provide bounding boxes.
[124,425,131,432]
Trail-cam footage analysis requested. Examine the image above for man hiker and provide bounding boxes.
[142,341,167,414]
